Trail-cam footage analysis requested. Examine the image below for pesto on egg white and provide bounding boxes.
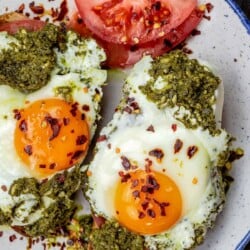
[0,23,67,93]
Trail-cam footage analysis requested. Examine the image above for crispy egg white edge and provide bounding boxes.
[0,30,107,226]
[86,56,230,249]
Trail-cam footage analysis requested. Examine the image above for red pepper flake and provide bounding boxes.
[57,174,65,183]
[118,171,131,183]
[53,0,68,21]
[123,106,132,114]
[1,185,7,192]
[29,2,45,14]
[138,211,145,219]
[45,116,61,141]
[13,109,21,120]
[191,29,201,36]
[70,103,79,117]
[149,148,164,161]
[16,3,25,14]
[206,3,214,13]
[39,164,46,169]
[19,120,28,132]
[182,47,193,54]
[203,14,211,21]
[63,117,70,126]
[141,201,149,210]
[71,129,75,134]
[171,124,177,132]
[9,234,17,242]
[67,152,73,157]
[147,175,160,190]
[145,158,152,173]
[107,143,111,149]
[147,209,156,218]
[97,135,107,142]
[187,146,198,159]
[82,105,90,112]
[174,139,183,154]
[0,231,3,237]
[132,190,140,198]
[146,125,155,132]
[76,135,87,145]
[121,156,131,170]
[24,145,32,156]
[71,150,84,160]
[79,114,85,121]
[130,101,140,111]
[154,199,169,216]
[49,163,56,169]
[131,179,139,188]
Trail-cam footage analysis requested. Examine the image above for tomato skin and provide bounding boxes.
[75,0,198,45]
[69,9,203,68]
[0,19,45,34]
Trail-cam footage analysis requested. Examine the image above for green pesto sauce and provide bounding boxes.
[82,219,144,250]
[6,166,85,237]
[0,23,67,93]
[54,86,73,102]
[140,50,221,134]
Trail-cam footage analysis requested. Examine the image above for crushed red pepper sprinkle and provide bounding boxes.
[97,135,107,142]
[187,145,198,159]
[1,185,7,192]
[146,125,155,132]
[171,124,177,132]
[45,116,61,141]
[76,135,87,145]
[19,120,28,132]
[174,139,183,154]
[121,156,131,170]
[138,211,146,219]
[9,234,17,242]
[24,145,33,156]
[29,1,45,14]
[149,148,164,161]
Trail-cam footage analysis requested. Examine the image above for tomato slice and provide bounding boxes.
[75,0,198,45]
[0,19,45,34]
[68,9,203,68]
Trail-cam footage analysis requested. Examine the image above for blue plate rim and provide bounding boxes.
[225,0,250,34]
[235,230,250,250]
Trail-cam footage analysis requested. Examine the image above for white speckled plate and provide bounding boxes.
[0,0,249,249]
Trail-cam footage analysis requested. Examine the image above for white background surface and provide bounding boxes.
[0,0,249,249]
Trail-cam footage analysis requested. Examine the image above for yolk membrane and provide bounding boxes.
[14,98,89,178]
[115,169,182,235]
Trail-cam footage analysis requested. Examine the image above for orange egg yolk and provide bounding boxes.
[14,99,89,178]
[115,169,182,235]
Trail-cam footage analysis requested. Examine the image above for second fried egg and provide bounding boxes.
[86,51,232,249]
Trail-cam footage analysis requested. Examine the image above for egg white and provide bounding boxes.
[0,30,106,226]
[86,55,230,249]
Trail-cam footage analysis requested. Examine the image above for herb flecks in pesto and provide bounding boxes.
[89,220,144,250]
[140,50,221,134]
[6,166,84,237]
[0,23,67,93]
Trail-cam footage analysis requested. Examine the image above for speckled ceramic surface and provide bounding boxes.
[0,0,249,249]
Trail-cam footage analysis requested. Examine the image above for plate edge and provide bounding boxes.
[225,0,250,34]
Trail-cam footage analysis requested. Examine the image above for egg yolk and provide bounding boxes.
[14,99,89,178]
[115,169,182,235]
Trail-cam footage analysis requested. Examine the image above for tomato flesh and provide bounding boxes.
[68,9,203,68]
[75,0,198,45]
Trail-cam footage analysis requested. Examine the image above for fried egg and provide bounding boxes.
[0,29,106,226]
[86,52,232,249]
